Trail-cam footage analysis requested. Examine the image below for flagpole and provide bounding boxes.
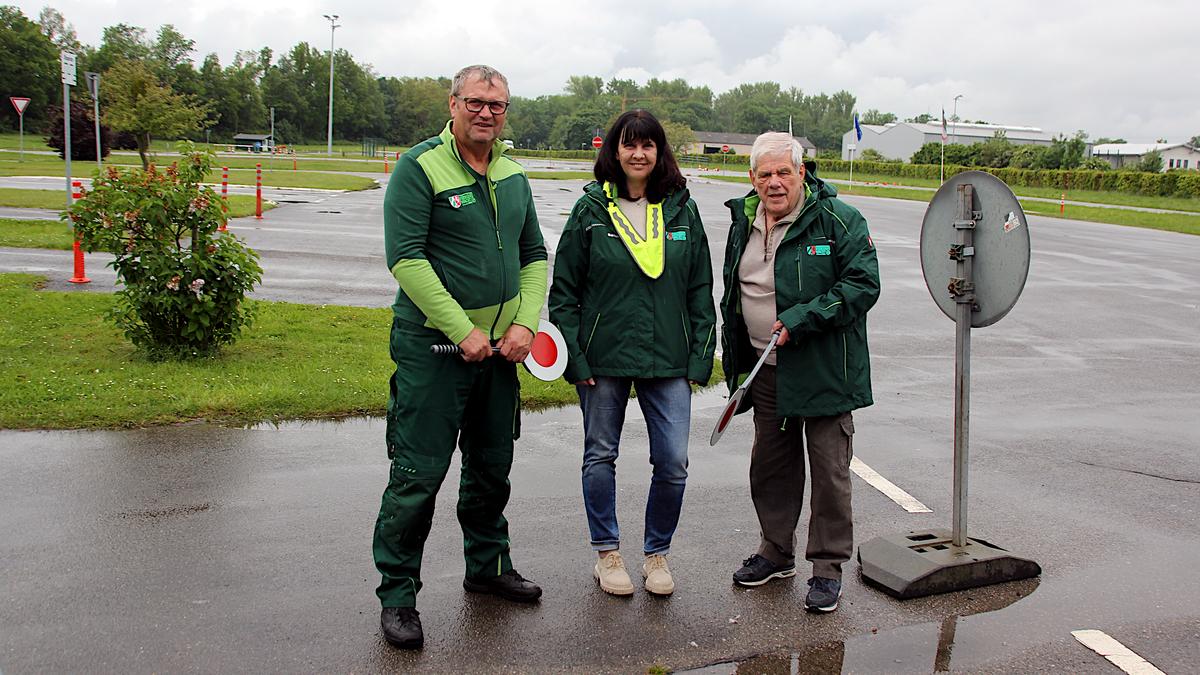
[849,147,855,191]
[940,140,945,184]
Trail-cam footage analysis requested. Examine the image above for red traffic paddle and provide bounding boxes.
[709,330,781,446]
[430,319,568,382]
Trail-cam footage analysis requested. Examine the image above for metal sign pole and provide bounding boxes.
[857,171,1038,599]
[18,111,23,162]
[86,72,101,172]
[951,184,976,547]
[63,81,71,211]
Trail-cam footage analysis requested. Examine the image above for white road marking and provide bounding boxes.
[850,456,933,513]
[1071,630,1165,675]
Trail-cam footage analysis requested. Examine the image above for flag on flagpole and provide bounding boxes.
[853,112,862,141]
[941,108,948,142]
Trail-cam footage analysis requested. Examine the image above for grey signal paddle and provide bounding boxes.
[709,330,781,446]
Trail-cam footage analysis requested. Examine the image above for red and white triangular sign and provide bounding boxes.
[10,97,30,115]
[523,319,568,382]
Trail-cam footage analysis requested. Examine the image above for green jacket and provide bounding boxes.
[549,181,716,384]
[721,166,880,417]
[384,122,547,343]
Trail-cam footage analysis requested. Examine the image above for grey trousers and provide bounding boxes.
[749,365,855,580]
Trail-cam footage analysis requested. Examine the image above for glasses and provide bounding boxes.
[455,96,509,115]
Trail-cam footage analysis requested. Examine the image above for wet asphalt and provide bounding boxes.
[2,165,1199,673]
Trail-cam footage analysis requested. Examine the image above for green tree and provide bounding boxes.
[1134,150,1163,173]
[549,105,613,150]
[858,148,888,161]
[860,109,896,125]
[0,7,59,130]
[37,6,80,52]
[87,23,151,72]
[378,76,449,145]
[906,113,935,123]
[102,59,210,168]
[1094,137,1126,145]
[565,75,604,100]
[1189,135,1200,147]
[974,131,1014,168]
[1010,144,1052,169]
[660,119,696,155]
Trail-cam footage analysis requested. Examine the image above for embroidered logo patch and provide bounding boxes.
[448,192,477,208]
[807,244,831,256]
[669,231,687,241]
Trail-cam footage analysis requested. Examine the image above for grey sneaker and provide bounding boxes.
[733,554,796,587]
[804,576,842,613]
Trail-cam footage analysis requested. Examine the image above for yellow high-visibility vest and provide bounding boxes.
[603,181,665,279]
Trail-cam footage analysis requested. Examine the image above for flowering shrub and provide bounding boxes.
[68,142,263,359]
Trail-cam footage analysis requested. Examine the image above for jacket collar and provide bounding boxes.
[440,120,510,176]
[582,180,689,219]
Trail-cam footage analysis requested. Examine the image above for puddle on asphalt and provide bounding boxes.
[682,578,1039,674]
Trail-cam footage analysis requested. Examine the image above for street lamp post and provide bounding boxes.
[952,94,963,145]
[323,14,340,156]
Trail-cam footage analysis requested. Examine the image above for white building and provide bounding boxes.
[841,122,1058,162]
[1091,143,1200,171]
[685,131,815,157]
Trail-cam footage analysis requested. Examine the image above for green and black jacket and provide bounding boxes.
[384,122,547,343]
[549,181,716,384]
[721,164,881,417]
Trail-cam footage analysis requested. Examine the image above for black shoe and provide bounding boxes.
[804,576,842,613]
[380,607,423,649]
[733,554,797,587]
[463,569,542,603]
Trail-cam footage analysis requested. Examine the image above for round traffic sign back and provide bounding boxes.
[592,136,603,149]
[920,171,1031,327]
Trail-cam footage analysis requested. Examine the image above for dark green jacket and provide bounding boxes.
[549,181,716,384]
[384,122,547,344]
[721,166,880,417]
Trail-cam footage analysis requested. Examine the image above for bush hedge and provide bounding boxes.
[814,158,1200,198]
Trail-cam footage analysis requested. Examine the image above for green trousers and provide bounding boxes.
[373,318,520,608]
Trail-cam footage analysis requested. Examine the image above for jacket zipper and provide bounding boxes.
[680,312,691,349]
[488,176,505,339]
[584,312,602,355]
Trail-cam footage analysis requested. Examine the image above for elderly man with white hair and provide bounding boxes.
[718,132,880,613]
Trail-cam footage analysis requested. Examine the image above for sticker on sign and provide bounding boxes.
[10,97,30,115]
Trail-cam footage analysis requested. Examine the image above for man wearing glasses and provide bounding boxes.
[719,132,880,614]
[373,64,548,649]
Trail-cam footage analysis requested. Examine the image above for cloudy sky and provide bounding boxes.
[13,0,1200,143]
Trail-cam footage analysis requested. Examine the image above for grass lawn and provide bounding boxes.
[0,133,54,152]
[0,196,274,249]
[0,156,377,190]
[0,273,587,429]
[527,171,593,180]
[0,273,723,429]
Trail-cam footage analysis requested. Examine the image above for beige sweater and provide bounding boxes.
[737,197,806,365]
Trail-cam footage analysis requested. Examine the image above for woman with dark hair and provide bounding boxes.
[548,110,716,597]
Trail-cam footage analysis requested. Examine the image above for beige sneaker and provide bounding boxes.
[593,552,634,596]
[642,554,675,596]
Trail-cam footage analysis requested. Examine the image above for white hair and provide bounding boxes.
[749,132,805,171]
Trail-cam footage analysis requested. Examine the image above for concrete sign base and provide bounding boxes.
[858,528,1041,599]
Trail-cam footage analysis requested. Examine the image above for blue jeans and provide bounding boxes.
[577,376,691,555]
